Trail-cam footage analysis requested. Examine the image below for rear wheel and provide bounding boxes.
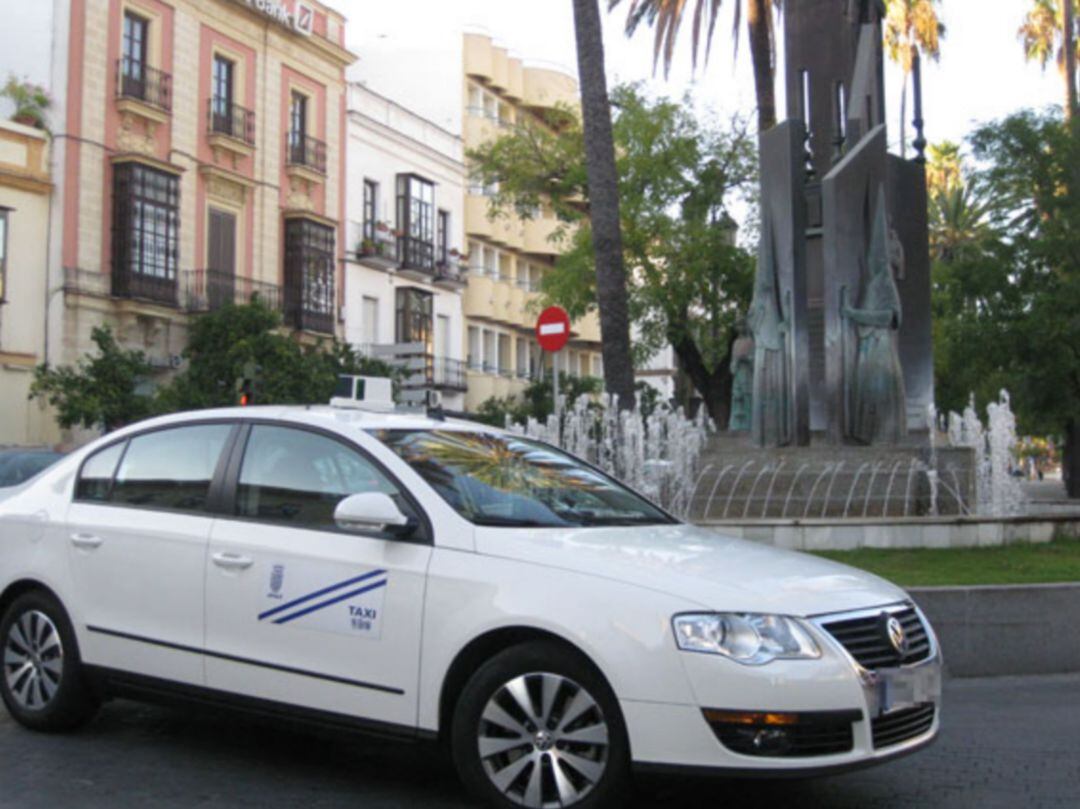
[0,591,99,731]
[451,641,630,809]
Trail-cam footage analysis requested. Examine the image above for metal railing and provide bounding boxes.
[357,229,396,261]
[183,269,282,314]
[116,58,172,112]
[208,98,256,146]
[286,133,327,174]
[432,357,468,391]
[434,258,467,285]
[111,268,177,306]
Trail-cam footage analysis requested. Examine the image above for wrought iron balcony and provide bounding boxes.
[116,58,172,112]
[208,98,256,146]
[111,267,177,307]
[434,258,467,287]
[183,269,282,314]
[433,357,468,391]
[286,133,327,175]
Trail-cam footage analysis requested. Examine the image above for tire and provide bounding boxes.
[0,590,99,731]
[451,641,630,809]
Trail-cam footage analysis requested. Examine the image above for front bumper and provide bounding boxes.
[623,601,943,775]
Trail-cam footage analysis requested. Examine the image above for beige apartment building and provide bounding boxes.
[0,121,59,446]
[460,33,602,411]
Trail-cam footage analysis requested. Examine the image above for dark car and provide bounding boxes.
[0,449,65,488]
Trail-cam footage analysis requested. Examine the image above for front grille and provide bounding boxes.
[871,703,935,748]
[704,709,860,758]
[820,605,931,669]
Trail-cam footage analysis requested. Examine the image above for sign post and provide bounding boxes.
[536,306,571,415]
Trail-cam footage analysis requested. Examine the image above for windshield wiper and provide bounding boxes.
[471,515,563,527]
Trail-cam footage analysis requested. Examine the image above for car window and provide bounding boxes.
[111,425,232,512]
[372,430,675,528]
[236,425,416,534]
[0,452,63,487]
[75,443,127,501]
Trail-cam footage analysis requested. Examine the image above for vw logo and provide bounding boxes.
[886,616,909,655]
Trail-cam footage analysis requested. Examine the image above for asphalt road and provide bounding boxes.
[1,674,1077,809]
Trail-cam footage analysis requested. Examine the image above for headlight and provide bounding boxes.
[672,613,821,665]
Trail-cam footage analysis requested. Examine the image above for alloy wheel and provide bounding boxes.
[477,672,610,808]
[3,610,64,711]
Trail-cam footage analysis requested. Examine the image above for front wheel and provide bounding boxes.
[0,591,99,731]
[451,641,630,809]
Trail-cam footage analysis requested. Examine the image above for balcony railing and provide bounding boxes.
[434,258,467,285]
[433,357,468,391]
[183,269,282,314]
[112,268,178,306]
[286,133,327,175]
[116,58,172,112]
[398,236,435,272]
[208,98,256,146]
[357,229,396,262]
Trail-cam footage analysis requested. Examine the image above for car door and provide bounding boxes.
[204,423,432,729]
[65,422,236,686]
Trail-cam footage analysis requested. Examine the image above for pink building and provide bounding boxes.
[42,0,354,381]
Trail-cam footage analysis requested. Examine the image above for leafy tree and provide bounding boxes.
[611,0,782,132]
[30,326,155,432]
[470,84,758,425]
[157,300,395,411]
[935,110,1080,496]
[572,0,638,410]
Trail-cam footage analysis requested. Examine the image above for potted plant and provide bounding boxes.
[358,238,376,257]
[2,75,51,130]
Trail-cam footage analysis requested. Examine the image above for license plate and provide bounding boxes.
[874,665,941,715]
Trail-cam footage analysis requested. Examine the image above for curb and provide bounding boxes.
[908,583,1080,677]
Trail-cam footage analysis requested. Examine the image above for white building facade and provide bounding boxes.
[344,84,468,411]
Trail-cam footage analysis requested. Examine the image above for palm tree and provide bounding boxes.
[925,140,962,197]
[883,0,945,158]
[572,0,637,410]
[1020,0,1079,120]
[610,0,782,133]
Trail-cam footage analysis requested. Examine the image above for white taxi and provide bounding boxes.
[0,400,941,808]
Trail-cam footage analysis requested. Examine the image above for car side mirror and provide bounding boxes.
[334,492,410,535]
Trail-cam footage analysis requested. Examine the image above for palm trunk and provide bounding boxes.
[571,0,636,410]
[747,0,777,132]
[1065,0,1078,121]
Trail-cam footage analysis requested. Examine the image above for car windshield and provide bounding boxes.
[371,429,676,528]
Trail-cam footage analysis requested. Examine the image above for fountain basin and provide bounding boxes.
[696,513,1080,551]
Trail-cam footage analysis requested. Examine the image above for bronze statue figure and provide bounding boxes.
[748,217,791,447]
[728,318,754,432]
[843,187,907,444]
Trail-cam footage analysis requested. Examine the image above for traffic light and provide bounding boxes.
[236,361,261,406]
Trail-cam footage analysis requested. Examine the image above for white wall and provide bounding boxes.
[343,84,467,408]
[345,7,465,136]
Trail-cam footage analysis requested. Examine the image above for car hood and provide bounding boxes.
[474,522,907,617]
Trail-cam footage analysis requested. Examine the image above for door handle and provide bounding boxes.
[211,552,254,571]
[70,533,104,549]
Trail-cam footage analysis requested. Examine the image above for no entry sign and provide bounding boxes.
[536,306,571,352]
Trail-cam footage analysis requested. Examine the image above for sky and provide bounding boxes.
[325,0,1063,154]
